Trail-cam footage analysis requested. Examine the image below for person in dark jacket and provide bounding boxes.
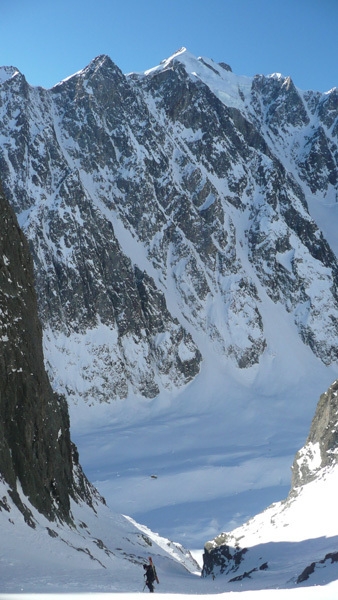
[143,557,159,592]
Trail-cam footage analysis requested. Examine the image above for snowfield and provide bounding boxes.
[69,344,337,550]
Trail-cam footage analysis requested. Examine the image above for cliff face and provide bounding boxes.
[0,181,97,523]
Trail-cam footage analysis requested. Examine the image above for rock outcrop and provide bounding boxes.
[291,379,338,488]
[0,181,99,523]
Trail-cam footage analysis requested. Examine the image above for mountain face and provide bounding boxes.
[0,180,99,523]
[0,49,337,403]
[201,377,338,588]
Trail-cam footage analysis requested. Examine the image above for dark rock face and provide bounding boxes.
[202,533,248,578]
[251,74,338,197]
[297,552,338,584]
[202,532,267,579]
[291,379,338,488]
[251,74,310,133]
[0,182,98,523]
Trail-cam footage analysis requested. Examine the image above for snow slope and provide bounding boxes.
[203,464,338,587]
[69,325,337,550]
[1,466,338,596]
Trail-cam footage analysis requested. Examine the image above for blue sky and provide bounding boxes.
[1,0,337,92]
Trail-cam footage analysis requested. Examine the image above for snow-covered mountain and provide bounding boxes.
[0,47,337,405]
[0,47,338,594]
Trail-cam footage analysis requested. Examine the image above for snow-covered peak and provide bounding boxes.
[325,86,338,95]
[0,65,20,84]
[142,46,190,74]
[142,47,253,110]
[268,72,287,81]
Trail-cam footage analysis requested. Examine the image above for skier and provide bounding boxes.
[143,557,159,592]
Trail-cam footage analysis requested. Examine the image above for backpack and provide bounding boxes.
[148,566,155,583]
